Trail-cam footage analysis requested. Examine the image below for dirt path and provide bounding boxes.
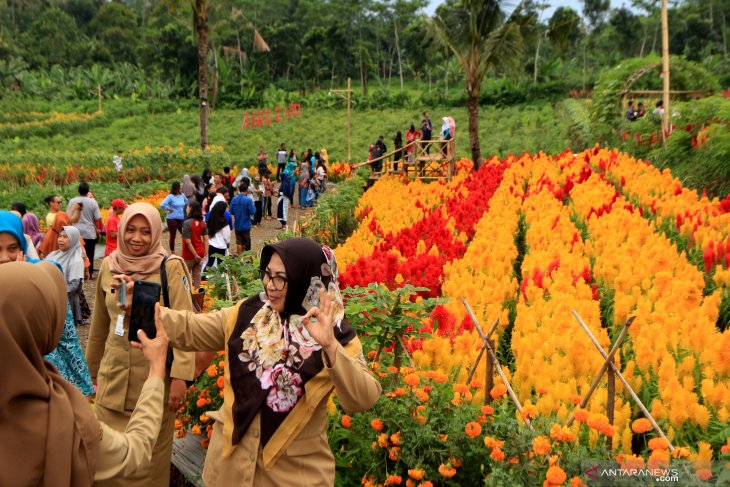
[76,206,311,348]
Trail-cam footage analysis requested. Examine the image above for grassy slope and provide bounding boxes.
[0,103,576,164]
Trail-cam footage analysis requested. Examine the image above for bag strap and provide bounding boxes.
[160,255,170,307]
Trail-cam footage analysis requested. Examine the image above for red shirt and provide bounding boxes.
[104,212,120,257]
[182,218,208,260]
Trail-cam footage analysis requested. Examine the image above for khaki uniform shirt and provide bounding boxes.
[159,303,382,486]
[86,258,195,412]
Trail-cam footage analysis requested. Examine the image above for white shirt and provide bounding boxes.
[209,225,230,250]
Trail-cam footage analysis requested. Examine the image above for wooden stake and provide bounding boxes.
[606,363,615,451]
[464,317,499,384]
[566,316,634,427]
[572,310,674,452]
[462,298,533,430]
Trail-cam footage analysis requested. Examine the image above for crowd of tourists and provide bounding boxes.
[0,143,381,485]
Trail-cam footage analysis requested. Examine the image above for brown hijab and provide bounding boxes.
[39,210,71,256]
[0,261,100,486]
[108,202,169,280]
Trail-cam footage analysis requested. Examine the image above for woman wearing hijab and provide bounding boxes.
[117,238,381,485]
[39,210,72,258]
[46,226,86,326]
[0,260,172,486]
[0,211,93,396]
[85,202,196,487]
[22,211,44,249]
[182,174,195,199]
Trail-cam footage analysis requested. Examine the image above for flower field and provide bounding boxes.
[327,148,730,485]
[173,147,730,485]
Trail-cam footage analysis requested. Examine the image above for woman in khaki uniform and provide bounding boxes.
[86,203,195,487]
[0,261,170,486]
[119,237,382,486]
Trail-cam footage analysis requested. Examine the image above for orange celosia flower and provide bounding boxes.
[438,464,457,478]
[546,465,567,485]
[490,384,507,399]
[533,435,552,456]
[371,419,384,432]
[465,422,482,438]
[407,468,425,480]
[671,447,691,459]
[342,415,352,428]
[404,373,421,387]
[631,418,653,434]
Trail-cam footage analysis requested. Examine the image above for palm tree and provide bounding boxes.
[430,0,534,169]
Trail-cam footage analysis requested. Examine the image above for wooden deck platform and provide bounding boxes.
[171,434,206,486]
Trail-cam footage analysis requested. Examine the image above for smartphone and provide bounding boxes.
[128,280,161,342]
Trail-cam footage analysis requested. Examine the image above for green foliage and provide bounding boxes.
[204,252,264,303]
[21,8,87,69]
[342,283,442,360]
[298,169,367,248]
[0,179,169,217]
[589,55,719,143]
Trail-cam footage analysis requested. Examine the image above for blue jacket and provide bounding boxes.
[229,194,256,231]
[160,193,188,220]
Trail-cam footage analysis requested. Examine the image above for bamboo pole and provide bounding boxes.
[462,299,533,430]
[572,310,674,452]
[566,316,634,427]
[464,317,500,384]
[661,0,671,136]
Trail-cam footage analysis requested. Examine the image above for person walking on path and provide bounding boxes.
[405,124,421,164]
[105,199,127,257]
[230,183,257,253]
[45,226,86,327]
[66,182,102,278]
[182,201,208,289]
[205,201,232,271]
[160,181,188,253]
[298,161,310,208]
[421,111,433,153]
[276,143,287,181]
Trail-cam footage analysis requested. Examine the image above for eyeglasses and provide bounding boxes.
[260,269,288,291]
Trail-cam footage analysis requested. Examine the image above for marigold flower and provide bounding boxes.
[200,438,209,448]
[465,422,482,438]
[521,404,538,419]
[483,436,504,449]
[418,482,433,487]
[533,435,552,456]
[570,395,582,405]
[216,375,225,389]
[648,437,668,451]
[490,384,507,399]
[490,448,505,462]
[416,415,427,424]
[206,364,218,377]
[508,457,520,464]
[342,415,352,428]
[438,463,457,478]
[371,419,384,432]
[695,469,713,481]
[196,398,207,408]
[387,366,399,374]
[481,405,494,415]
[389,446,401,461]
[546,466,567,485]
[574,408,589,423]
[378,433,389,448]
[404,373,421,387]
[414,389,429,402]
[408,468,425,480]
[453,384,469,394]
[631,418,652,434]
[174,419,183,430]
[390,432,402,445]
[438,434,449,442]
[434,373,448,384]
[200,414,210,423]
[570,477,586,487]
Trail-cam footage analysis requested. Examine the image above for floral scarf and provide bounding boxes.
[227,238,355,446]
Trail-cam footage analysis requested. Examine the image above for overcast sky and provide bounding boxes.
[424,0,641,21]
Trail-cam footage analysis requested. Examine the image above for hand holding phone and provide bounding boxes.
[129,280,161,343]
